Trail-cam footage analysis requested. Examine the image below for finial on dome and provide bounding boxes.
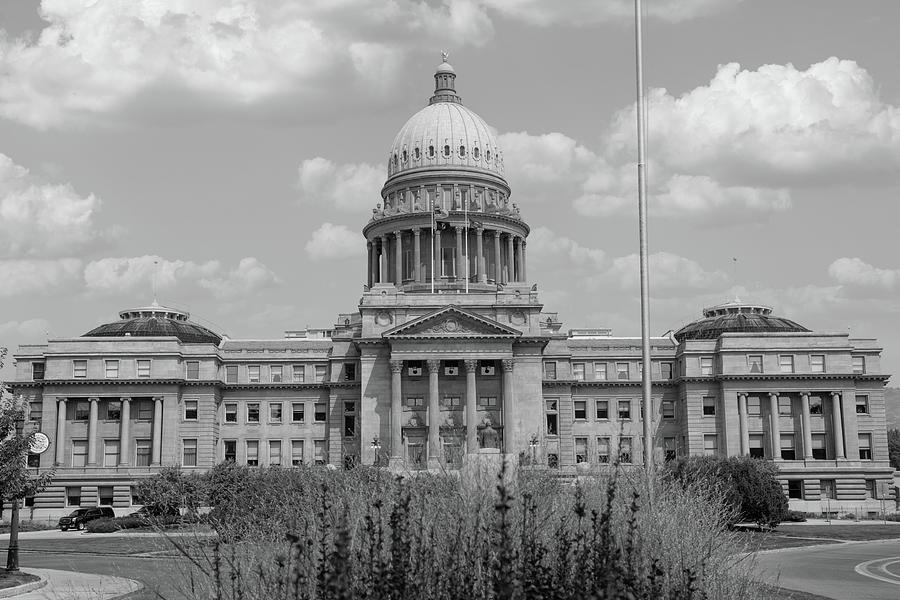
[441,50,449,63]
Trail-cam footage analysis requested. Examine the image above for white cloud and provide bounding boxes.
[306,223,364,260]
[828,257,900,290]
[481,0,743,25]
[0,258,83,297]
[498,131,599,187]
[0,154,107,257]
[0,318,52,341]
[602,252,728,294]
[296,157,384,212]
[527,226,606,270]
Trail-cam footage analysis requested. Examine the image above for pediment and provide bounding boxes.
[382,307,522,339]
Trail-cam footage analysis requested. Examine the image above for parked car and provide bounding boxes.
[58,506,115,531]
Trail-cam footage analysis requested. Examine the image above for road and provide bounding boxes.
[755,539,900,600]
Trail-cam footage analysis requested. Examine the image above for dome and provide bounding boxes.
[83,304,222,345]
[674,300,809,342]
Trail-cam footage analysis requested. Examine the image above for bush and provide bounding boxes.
[783,510,807,522]
[135,466,205,516]
[85,517,119,533]
[113,516,146,530]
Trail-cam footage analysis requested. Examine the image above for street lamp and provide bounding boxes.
[5,415,24,573]
[528,434,539,467]
[371,437,381,466]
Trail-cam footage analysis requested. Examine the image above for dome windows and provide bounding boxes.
[402,149,408,163]
[428,145,435,159]
[414,147,421,160]
[473,146,480,160]
[486,150,492,163]
[458,144,466,157]
[443,144,451,158]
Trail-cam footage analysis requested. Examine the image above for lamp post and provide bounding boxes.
[371,437,381,467]
[528,434,539,468]
[5,415,25,573]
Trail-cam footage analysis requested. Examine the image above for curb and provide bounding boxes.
[0,573,48,598]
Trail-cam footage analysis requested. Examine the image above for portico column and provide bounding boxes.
[515,237,524,281]
[464,359,478,452]
[55,397,67,465]
[502,359,516,452]
[427,360,441,467]
[475,228,486,283]
[737,393,749,456]
[493,231,501,282]
[455,226,464,281]
[831,392,845,459]
[800,392,813,460]
[434,228,442,279]
[768,392,780,459]
[413,228,422,283]
[119,397,131,466]
[506,234,515,282]
[152,396,164,465]
[521,240,527,281]
[390,360,403,460]
[394,231,403,284]
[366,242,373,288]
[87,397,99,466]
[379,236,388,284]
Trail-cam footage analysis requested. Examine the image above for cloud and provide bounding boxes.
[0,318,52,341]
[499,131,599,187]
[0,153,108,257]
[527,226,606,270]
[0,258,83,297]
[306,223,364,260]
[828,257,900,291]
[296,157,384,212]
[481,0,743,25]
[601,252,729,294]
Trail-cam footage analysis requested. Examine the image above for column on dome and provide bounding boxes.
[521,240,527,281]
[768,392,780,459]
[493,231,501,283]
[379,235,388,284]
[427,360,441,467]
[434,228,442,280]
[800,392,813,460]
[737,393,749,456]
[390,360,403,459]
[413,228,422,283]
[366,242,373,288]
[55,397,67,465]
[502,359,516,451]
[455,226,464,281]
[476,228,486,283]
[515,237,524,281]
[87,397,99,466]
[464,359,478,452]
[119,397,131,466]
[394,230,403,285]
[831,392,845,459]
[152,396,164,465]
[506,234,515,282]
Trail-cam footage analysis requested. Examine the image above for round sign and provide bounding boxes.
[30,432,50,455]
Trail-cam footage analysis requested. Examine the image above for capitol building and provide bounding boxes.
[11,59,895,517]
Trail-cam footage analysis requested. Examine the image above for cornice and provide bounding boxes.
[543,379,675,388]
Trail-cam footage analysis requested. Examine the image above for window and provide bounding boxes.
[703,434,718,457]
[811,433,827,459]
[105,360,119,379]
[747,396,761,416]
[292,365,305,383]
[67,486,82,506]
[32,362,45,380]
[664,437,676,462]
[852,356,866,374]
[137,359,151,378]
[135,439,151,466]
[246,441,259,466]
[747,355,763,374]
[271,365,283,383]
[74,400,90,421]
[440,396,462,409]
[810,355,825,373]
[820,479,836,500]
[269,402,283,423]
[809,396,823,415]
[596,400,609,420]
[858,433,872,460]
[543,362,557,380]
[594,363,607,380]
[855,395,869,414]
[478,396,497,409]
[247,403,260,423]
[787,480,803,499]
[440,247,456,277]
[780,434,796,460]
[183,439,198,467]
[572,363,585,381]
[405,396,425,409]
[315,365,327,382]
[662,400,675,420]
[291,440,304,466]
[28,403,42,423]
[292,403,305,423]
[865,479,877,499]
[344,401,356,437]
[444,362,459,376]
[269,441,282,466]
[618,399,631,420]
[72,440,87,467]
[224,403,237,423]
[248,365,260,383]
[106,400,121,421]
[184,400,198,421]
[103,440,119,467]
[616,362,630,380]
[749,434,765,458]
[778,355,794,374]
[186,361,200,380]
[700,357,713,376]
[224,440,236,462]
[598,437,610,463]
[545,399,558,435]
[73,360,87,378]
[575,438,588,463]
[225,365,238,383]
[702,396,716,417]
[27,453,40,468]
[660,362,673,380]
[344,363,356,381]
[778,396,792,416]
[314,402,327,422]
[314,440,326,465]
[574,400,587,420]
[619,437,633,464]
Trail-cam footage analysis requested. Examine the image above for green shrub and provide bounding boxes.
[113,516,146,530]
[85,517,119,533]
[783,510,807,522]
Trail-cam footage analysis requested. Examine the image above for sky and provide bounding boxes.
[1,0,899,381]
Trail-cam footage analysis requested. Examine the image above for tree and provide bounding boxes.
[134,466,205,515]
[665,455,788,528]
[888,429,900,470]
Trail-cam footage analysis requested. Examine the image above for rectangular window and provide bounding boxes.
[224,440,236,462]
[618,399,631,420]
[184,400,198,421]
[810,354,825,373]
[747,396,761,416]
[269,402,283,423]
[246,441,259,466]
[67,486,82,507]
[74,400,90,421]
[440,396,462,409]
[545,399,558,435]
[407,361,423,377]
[477,396,497,409]
[616,362,630,380]
[72,440,87,467]
[105,359,119,379]
[703,434,718,457]
[596,400,609,420]
[186,361,200,380]
[106,400,121,421]
[315,365,328,382]
[344,401,356,437]
[103,440,119,467]
[574,437,588,463]
[292,365,305,383]
[574,400,587,420]
[28,403,42,423]
[291,440,304,466]
[137,359,151,378]
[594,362,607,380]
[444,362,459,376]
[702,396,716,416]
[778,355,794,373]
[855,395,869,414]
[809,396,823,415]
[859,433,872,460]
[224,403,237,423]
[27,453,40,468]
[225,365,238,383]
[852,356,866,374]
[480,361,496,376]
[405,396,425,408]
[292,402,305,422]
[247,403,260,423]
[747,355,763,374]
[314,402,327,422]
[543,362,557,380]
[787,480,803,499]
[619,437,633,464]
[662,400,675,420]
[780,434,796,460]
[572,363,585,381]
[183,439,198,467]
[314,440,326,465]
[700,357,713,376]
[441,246,456,277]
[597,437,610,463]
[344,363,356,381]
[98,486,114,506]
[811,433,827,459]
[660,362,673,380]
[32,362,45,380]
[73,359,87,378]
[269,440,282,466]
[749,434,765,458]
[820,479,836,500]
[135,439,151,466]
[248,365,260,383]
[865,479,877,499]
[664,437,676,462]
[778,396,792,416]
[270,365,283,383]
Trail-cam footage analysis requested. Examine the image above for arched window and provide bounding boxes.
[428,145,435,158]
[473,147,480,159]
[486,150,492,163]
[402,149,408,163]
[443,144,451,158]
[393,153,398,167]
[459,145,466,157]
[414,147,420,160]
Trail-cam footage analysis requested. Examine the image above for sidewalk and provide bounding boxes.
[3,569,141,599]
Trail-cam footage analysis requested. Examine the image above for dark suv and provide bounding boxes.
[58,506,115,531]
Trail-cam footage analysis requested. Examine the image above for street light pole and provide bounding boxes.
[5,416,25,573]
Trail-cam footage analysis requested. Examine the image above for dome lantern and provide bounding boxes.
[430,52,461,105]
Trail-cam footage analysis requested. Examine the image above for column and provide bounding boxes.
[475,228,486,283]
[366,241,373,288]
[768,392,780,459]
[87,397,99,466]
[394,231,403,284]
[800,392,813,460]
[390,360,403,460]
[506,234,515,282]
[455,226,464,281]
[464,359,478,452]
[515,237,524,282]
[434,228,442,279]
[521,240,527,281]
[502,359,516,452]
[413,228,422,283]
[379,235,388,284]
[493,231,501,283]
[737,393,749,456]
[119,397,131,466]
[831,392,845,459]
[427,360,441,467]
[55,397,67,465]
[152,396,164,465]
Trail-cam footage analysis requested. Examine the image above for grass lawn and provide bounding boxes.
[775,524,900,542]
[0,570,41,590]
